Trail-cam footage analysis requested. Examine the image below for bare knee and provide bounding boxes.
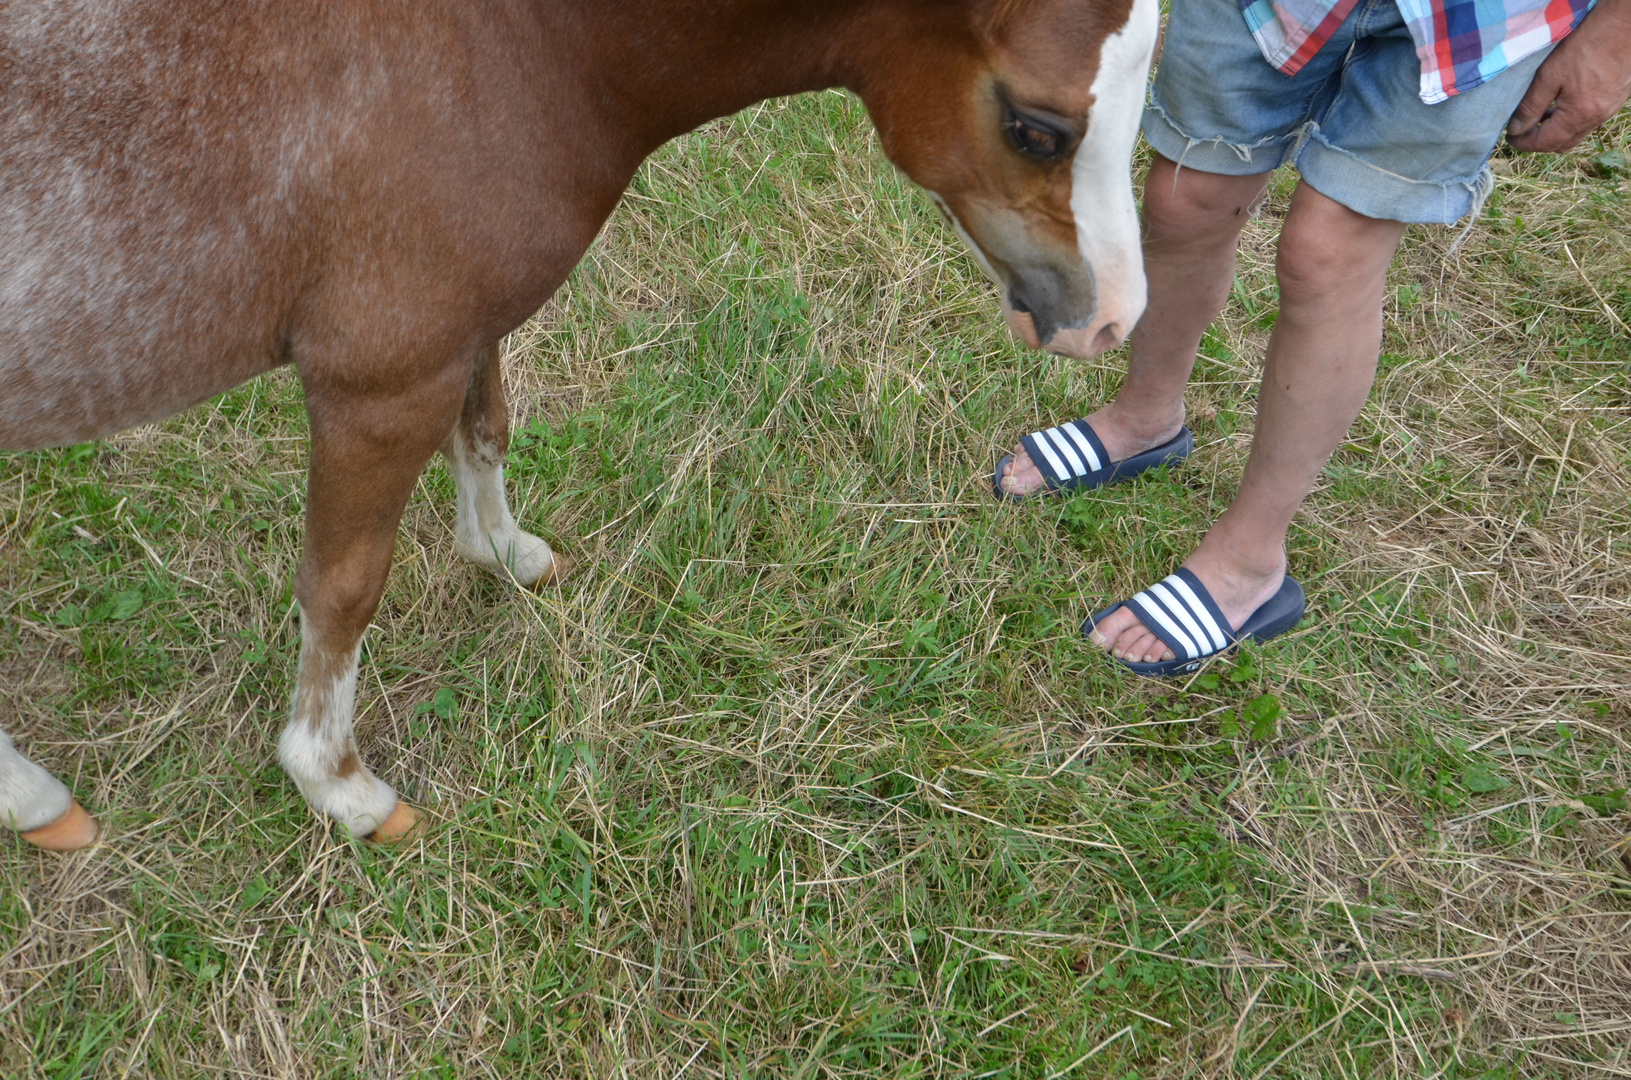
[1275,186,1406,310]
[1275,237,1362,311]
[1142,156,1270,250]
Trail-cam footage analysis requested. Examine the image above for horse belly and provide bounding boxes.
[0,329,284,453]
[0,2,321,450]
[0,210,299,449]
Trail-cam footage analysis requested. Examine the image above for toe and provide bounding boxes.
[1088,606,1140,654]
[1116,628,1153,661]
[1123,626,1173,663]
[1115,628,1156,663]
[1091,608,1175,664]
[1000,446,1047,497]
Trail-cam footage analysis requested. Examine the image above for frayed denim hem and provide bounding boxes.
[1291,122,1494,228]
[1144,98,1497,232]
[1142,95,1295,176]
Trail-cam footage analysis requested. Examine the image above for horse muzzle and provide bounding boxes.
[935,196,1145,361]
[1000,260,1132,360]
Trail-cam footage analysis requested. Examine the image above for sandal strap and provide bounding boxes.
[1019,419,1110,490]
[1126,568,1234,661]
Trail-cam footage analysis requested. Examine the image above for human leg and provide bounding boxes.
[997,156,1268,496]
[1081,0,1555,670]
[1090,182,1405,663]
[996,0,1349,498]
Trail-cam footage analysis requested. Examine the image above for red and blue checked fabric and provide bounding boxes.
[1238,0,1596,103]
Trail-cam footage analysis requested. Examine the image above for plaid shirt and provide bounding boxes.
[1238,0,1596,102]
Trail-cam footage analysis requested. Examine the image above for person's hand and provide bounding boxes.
[1507,0,1631,152]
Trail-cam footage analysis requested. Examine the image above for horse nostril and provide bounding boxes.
[1092,324,1122,354]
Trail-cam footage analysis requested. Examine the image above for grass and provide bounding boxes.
[3,87,1630,1079]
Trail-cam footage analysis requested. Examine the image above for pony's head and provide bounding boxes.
[857,0,1158,357]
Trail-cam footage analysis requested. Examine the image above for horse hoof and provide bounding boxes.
[532,549,575,588]
[20,801,101,851]
[366,801,422,843]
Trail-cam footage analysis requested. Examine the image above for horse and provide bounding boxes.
[0,0,1157,850]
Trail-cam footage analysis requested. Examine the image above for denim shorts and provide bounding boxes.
[1142,0,1555,223]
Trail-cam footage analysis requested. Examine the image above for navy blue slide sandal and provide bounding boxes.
[993,421,1192,502]
[1083,567,1305,677]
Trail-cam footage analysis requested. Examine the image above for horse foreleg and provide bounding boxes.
[0,728,99,850]
[278,369,466,841]
[442,343,567,587]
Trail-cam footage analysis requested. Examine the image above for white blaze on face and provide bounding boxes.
[1072,0,1160,345]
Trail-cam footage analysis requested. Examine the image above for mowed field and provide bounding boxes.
[3,88,1629,1079]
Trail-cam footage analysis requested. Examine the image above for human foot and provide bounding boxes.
[1088,546,1289,665]
[996,407,1188,499]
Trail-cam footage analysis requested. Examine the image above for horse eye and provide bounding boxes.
[1003,106,1069,160]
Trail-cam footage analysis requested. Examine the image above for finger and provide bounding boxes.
[1508,72,1566,137]
[1508,123,1588,153]
[1509,103,1603,153]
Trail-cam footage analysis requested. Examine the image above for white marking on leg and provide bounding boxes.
[277,612,397,836]
[444,428,555,586]
[0,726,73,833]
[1072,0,1161,338]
